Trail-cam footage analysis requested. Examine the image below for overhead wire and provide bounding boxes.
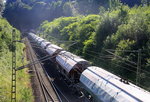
[69,46,137,73]
[84,52,138,74]
[46,34,77,43]
[40,34,150,78]
[84,51,150,80]
[69,46,150,79]
[105,49,137,65]
[106,49,150,52]
[69,45,150,75]
[84,50,139,69]
[105,49,150,75]
[32,33,150,91]
[106,49,139,53]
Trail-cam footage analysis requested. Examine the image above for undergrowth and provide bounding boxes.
[0,18,34,102]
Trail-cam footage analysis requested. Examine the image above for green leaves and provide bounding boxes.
[39,14,100,55]
[0,17,34,101]
[0,18,21,53]
[116,39,135,54]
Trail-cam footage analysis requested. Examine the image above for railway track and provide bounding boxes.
[26,37,88,102]
[33,48,70,102]
[25,38,61,102]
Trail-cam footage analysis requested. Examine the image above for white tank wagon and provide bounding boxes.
[56,51,89,83]
[45,44,63,57]
[33,35,39,40]
[79,66,150,102]
[29,33,39,39]
[28,32,37,40]
[29,33,48,47]
[34,36,40,42]
[33,36,39,42]
[28,32,62,58]
[36,37,45,45]
[28,32,34,37]
[41,41,51,49]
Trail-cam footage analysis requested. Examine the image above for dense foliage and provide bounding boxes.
[39,5,150,90]
[3,0,145,31]
[0,18,33,102]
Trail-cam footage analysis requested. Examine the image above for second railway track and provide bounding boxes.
[25,38,61,102]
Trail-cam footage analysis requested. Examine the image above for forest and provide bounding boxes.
[0,1,33,101]
[0,0,150,101]
[4,0,143,31]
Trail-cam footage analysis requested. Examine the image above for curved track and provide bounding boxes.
[29,37,89,102]
[25,38,61,102]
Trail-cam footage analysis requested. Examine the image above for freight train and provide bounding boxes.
[28,32,150,102]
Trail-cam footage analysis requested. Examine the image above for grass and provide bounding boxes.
[0,43,34,102]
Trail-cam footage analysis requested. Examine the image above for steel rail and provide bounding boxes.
[34,52,68,102]
[26,38,60,102]
[33,45,70,102]
[29,41,54,102]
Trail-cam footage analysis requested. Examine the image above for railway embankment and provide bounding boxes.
[0,18,33,102]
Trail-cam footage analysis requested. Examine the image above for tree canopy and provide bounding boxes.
[3,0,145,31]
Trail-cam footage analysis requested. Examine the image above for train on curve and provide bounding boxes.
[28,32,150,102]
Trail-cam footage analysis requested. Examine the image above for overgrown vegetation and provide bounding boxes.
[39,5,150,90]
[0,18,33,102]
[3,0,144,31]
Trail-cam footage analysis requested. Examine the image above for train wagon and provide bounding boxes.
[40,41,51,49]
[56,51,89,83]
[80,66,150,102]
[45,44,63,59]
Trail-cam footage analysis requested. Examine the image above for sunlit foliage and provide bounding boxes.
[0,18,33,102]
[3,0,143,31]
